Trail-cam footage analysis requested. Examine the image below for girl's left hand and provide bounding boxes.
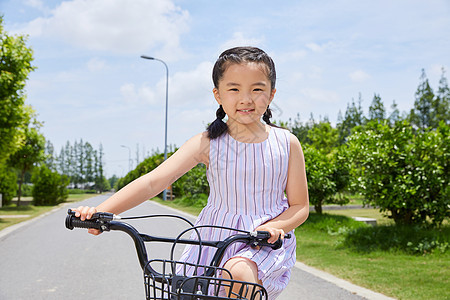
[254,224,285,244]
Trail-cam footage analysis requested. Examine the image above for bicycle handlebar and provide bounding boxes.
[65,209,291,277]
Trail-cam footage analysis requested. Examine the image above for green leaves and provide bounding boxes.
[31,165,70,206]
[0,16,36,165]
[347,120,449,227]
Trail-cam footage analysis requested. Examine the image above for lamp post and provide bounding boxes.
[140,55,169,201]
[120,145,132,172]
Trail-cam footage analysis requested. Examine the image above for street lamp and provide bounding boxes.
[120,145,132,172]
[140,55,169,201]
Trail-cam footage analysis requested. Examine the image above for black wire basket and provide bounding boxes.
[144,259,268,300]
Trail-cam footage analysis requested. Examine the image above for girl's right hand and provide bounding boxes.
[72,206,102,235]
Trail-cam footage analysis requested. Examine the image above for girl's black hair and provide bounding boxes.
[207,46,278,139]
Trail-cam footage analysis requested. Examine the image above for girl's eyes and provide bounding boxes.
[227,88,265,92]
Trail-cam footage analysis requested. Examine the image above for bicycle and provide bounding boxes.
[65,209,291,299]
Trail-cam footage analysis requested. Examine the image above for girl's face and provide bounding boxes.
[213,62,276,127]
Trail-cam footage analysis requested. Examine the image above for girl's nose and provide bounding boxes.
[240,92,253,104]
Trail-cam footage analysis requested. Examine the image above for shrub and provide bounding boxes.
[21,184,33,197]
[172,164,209,198]
[347,120,449,227]
[32,165,69,205]
[303,145,350,214]
[172,193,208,208]
[0,167,18,205]
[342,224,450,255]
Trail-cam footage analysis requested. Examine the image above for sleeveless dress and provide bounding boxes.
[178,126,297,299]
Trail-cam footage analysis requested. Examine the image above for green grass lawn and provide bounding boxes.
[295,213,449,300]
[0,194,98,231]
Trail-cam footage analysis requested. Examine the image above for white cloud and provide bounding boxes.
[306,43,323,53]
[169,61,214,106]
[24,0,47,12]
[274,50,307,64]
[120,83,156,105]
[120,61,213,107]
[218,32,265,53]
[300,88,340,104]
[349,70,371,82]
[20,0,190,54]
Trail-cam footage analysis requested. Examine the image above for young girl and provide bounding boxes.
[74,46,309,299]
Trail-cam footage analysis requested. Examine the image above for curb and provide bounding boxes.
[0,202,70,240]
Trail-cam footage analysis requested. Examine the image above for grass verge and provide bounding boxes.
[296,213,449,300]
[0,193,98,232]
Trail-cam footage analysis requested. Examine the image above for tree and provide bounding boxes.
[0,165,18,206]
[288,113,314,145]
[347,120,449,227]
[32,165,69,206]
[44,140,56,170]
[337,94,365,144]
[94,144,107,192]
[434,67,450,126]
[307,121,339,153]
[368,93,386,122]
[108,175,120,191]
[0,16,35,165]
[8,117,46,205]
[301,121,349,213]
[84,142,95,184]
[303,144,349,214]
[409,69,435,130]
[388,100,401,125]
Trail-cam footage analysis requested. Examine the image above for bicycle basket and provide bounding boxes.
[144,259,268,300]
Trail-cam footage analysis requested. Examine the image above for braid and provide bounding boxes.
[263,106,273,125]
[207,105,228,139]
[216,105,226,119]
[263,106,284,129]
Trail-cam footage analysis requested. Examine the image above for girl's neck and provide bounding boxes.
[226,120,270,143]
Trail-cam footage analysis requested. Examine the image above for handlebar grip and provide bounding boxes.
[65,209,104,231]
[66,216,102,230]
[253,231,292,250]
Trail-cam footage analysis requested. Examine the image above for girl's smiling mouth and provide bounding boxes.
[238,109,255,113]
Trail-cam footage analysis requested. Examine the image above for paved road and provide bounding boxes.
[0,194,390,299]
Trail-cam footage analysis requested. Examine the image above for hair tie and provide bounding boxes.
[216,105,226,120]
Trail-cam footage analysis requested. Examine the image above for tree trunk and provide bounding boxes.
[314,203,323,214]
[17,170,25,206]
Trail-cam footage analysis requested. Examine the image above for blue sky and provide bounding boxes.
[2,0,449,177]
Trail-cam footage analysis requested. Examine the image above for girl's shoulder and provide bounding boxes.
[180,131,210,165]
[271,126,297,144]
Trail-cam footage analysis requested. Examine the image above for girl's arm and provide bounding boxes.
[255,133,309,243]
[75,132,210,222]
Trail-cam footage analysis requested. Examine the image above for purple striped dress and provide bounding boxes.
[179,126,296,298]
